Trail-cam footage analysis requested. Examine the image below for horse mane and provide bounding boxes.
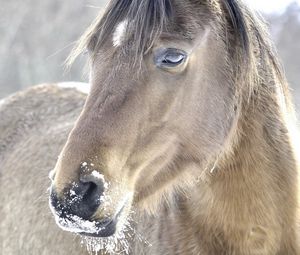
[67,0,288,103]
[68,0,249,56]
[67,0,173,65]
[224,0,249,55]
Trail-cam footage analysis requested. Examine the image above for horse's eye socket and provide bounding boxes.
[155,48,187,69]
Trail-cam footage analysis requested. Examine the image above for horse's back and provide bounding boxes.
[0,84,89,254]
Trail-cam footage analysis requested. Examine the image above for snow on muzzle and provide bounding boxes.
[49,170,132,237]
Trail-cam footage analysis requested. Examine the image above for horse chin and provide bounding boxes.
[52,207,124,238]
[79,219,118,237]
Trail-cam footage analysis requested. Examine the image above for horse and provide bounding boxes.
[0,84,90,254]
[1,0,300,254]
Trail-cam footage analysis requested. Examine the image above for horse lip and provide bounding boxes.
[67,198,127,237]
[50,189,132,237]
[78,204,125,237]
[53,211,120,238]
[80,218,117,237]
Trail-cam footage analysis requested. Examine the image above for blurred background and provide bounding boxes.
[0,0,299,110]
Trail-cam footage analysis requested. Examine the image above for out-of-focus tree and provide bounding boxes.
[0,0,107,97]
[266,2,300,109]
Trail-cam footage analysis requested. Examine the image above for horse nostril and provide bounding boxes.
[80,172,105,192]
[50,172,106,221]
[80,180,103,205]
[66,174,105,220]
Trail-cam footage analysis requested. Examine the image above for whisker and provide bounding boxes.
[46,41,78,60]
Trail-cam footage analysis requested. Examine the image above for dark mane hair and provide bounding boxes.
[67,0,286,93]
[68,0,174,64]
[68,0,251,59]
[224,0,249,54]
[98,0,174,54]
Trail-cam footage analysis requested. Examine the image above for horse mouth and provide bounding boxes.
[49,190,131,238]
[53,204,125,238]
[79,218,118,237]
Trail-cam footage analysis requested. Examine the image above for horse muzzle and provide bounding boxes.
[49,172,123,237]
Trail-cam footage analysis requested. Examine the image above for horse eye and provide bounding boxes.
[154,48,187,69]
[163,53,185,64]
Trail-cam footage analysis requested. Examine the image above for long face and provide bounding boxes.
[49,0,238,238]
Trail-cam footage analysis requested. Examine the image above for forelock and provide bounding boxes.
[88,0,174,61]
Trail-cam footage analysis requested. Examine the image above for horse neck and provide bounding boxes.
[129,78,300,254]
[183,78,300,252]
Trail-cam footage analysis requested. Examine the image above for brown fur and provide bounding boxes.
[1,0,300,254]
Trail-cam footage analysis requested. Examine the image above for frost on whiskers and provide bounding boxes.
[55,213,100,234]
[80,213,152,255]
[76,161,151,254]
[81,213,133,255]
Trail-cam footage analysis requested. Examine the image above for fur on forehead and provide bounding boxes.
[85,0,216,58]
[68,0,251,72]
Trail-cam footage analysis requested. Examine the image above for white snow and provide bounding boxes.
[91,170,109,189]
[58,82,90,94]
[80,162,109,189]
[70,189,76,196]
[91,170,105,181]
[60,215,99,233]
